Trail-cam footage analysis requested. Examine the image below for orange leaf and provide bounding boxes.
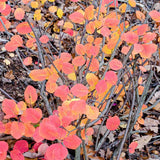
[129,141,138,154]
[69,11,84,24]
[86,21,95,34]
[106,116,120,131]
[63,135,82,149]
[11,121,25,139]
[24,85,37,105]
[0,16,11,31]
[29,69,49,81]
[86,105,100,120]
[21,108,42,123]
[70,99,86,114]
[96,80,107,94]
[86,58,99,72]
[23,57,32,66]
[72,56,85,67]
[109,59,123,70]
[2,99,18,119]
[75,44,86,55]
[142,32,156,43]
[119,3,127,13]
[0,1,6,12]
[39,35,49,43]
[136,11,145,21]
[33,127,44,143]
[45,143,68,160]
[104,18,120,28]
[46,75,58,93]
[149,10,160,22]
[24,123,35,137]
[16,22,32,34]
[22,0,31,4]
[71,83,89,97]
[0,121,5,133]
[140,43,157,58]
[105,71,118,85]
[138,85,144,95]
[14,8,25,20]
[86,73,99,89]
[128,0,136,7]
[84,5,94,20]
[87,45,99,57]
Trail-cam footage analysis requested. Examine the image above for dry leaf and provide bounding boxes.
[135,135,152,149]
[144,117,159,133]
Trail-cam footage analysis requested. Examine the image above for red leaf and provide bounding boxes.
[0,141,8,160]
[69,11,84,24]
[104,18,119,28]
[5,41,18,52]
[106,116,120,131]
[54,85,69,101]
[14,8,25,20]
[62,62,74,74]
[96,80,107,94]
[149,10,160,22]
[121,31,139,44]
[21,108,42,123]
[16,22,32,34]
[24,85,38,105]
[100,26,111,37]
[72,56,85,67]
[33,127,44,143]
[105,71,118,85]
[1,4,11,16]
[71,83,89,97]
[14,140,28,153]
[0,141,8,152]
[142,32,156,43]
[23,57,32,66]
[63,135,82,149]
[109,59,123,70]
[0,16,11,31]
[39,35,49,43]
[45,143,68,160]
[10,149,24,160]
[60,52,72,62]
[129,141,138,154]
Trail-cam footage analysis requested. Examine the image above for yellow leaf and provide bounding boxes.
[119,3,127,13]
[34,9,41,21]
[30,1,38,8]
[49,6,57,13]
[128,0,136,7]
[57,8,63,19]
[68,72,76,81]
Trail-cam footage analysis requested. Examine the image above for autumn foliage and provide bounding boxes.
[0,0,160,159]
